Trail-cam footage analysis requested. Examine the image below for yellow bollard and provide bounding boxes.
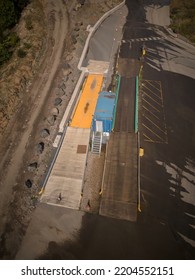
[139,148,144,157]
[38,187,44,195]
[138,204,141,212]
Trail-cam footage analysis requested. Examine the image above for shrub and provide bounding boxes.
[0,44,12,65]
[170,0,195,42]
[0,32,19,65]
[24,42,31,49]
[25,15,33,30]
[5,32,20,49]
[0,0,30,65]
[17,48,27,58]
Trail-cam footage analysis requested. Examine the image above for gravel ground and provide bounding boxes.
[80,147,106,214]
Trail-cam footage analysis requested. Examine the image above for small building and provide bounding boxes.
[92,91,116,133]
[91,91,116,154]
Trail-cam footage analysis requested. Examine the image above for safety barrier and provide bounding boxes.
[134,76,139,133]
[112,75,121,130]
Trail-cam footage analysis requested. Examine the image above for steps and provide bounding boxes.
[91,132,102,154]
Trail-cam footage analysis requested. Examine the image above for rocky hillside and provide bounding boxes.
[0,0,46,135]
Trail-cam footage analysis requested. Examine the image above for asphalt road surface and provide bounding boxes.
[16,0,195,260]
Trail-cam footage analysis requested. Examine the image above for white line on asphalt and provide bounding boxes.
[142,105,160,120]
[142,98,160,113]
[143,83,162,100]
[142,123,165,142]
[143,133,154,142]
[144,115,167,134]
[142,89,162,106]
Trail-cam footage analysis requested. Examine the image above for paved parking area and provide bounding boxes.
[141,79,168,144]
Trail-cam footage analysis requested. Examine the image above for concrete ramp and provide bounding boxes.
[41,127,90,209]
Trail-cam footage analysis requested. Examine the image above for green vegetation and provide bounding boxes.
[170,0,195,43]
[0,0,30,38]
[24,42,32,49]
[0,0,16,35]
[0,32,20,65]
[0,0,30,65]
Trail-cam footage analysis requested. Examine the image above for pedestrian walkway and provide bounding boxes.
[122,36,161,43]
[41,127,90,209]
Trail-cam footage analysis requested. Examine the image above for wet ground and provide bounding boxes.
[38,210,183,260]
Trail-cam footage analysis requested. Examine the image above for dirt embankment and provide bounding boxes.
[0,0,122,260]
[0,0,46,135]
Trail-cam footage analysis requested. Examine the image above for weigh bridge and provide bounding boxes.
[71,74,104,128]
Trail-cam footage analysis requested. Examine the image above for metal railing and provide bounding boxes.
[134,76,139,133]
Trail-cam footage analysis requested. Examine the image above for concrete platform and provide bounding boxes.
[87,60,109,74]
[41,127,90,209]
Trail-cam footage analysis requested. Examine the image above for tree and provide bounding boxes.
[0,0,17,37]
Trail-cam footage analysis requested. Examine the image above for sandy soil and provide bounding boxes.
[80,149,106,214]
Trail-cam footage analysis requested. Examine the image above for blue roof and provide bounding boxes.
[93,91,116,120]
